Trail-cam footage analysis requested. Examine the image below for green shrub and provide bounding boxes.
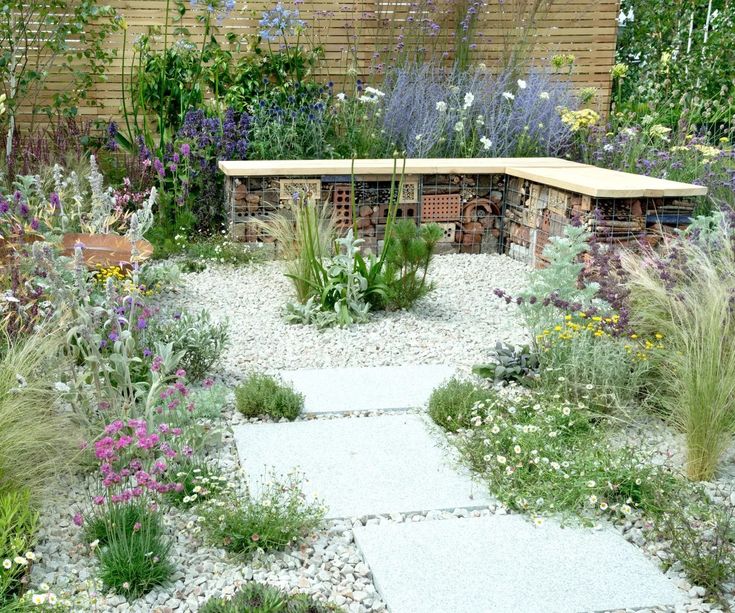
[0,328,78,497]
[473,342,540,385]
[96,507,173,600]
[184,237,263,268]
[144,309,229,382]
[533,313,656,411]
[0,489,37,606]
[455,390,676,518]
[165,461,227,509]
[235,374,304,421]
[200,581,342,613]
[199,472,324,558]
[188,382,228,420]
[138,262,182,293]
[651,486,735,604]
[623,213,735,480]
[83,500,161,547]
[382,219,443,310]
[427,378,498,433]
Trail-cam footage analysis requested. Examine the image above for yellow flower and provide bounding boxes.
[654,333,663,339]
[630,334,638,339]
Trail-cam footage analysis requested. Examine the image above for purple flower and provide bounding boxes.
[50,192,61,210]
[180,143,191,157]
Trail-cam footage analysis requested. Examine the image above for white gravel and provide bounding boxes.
[167,253,530,379]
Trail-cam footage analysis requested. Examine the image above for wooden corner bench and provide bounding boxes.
[218,158,707,266]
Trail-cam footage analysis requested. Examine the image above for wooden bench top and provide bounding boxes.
[219,158,708,198]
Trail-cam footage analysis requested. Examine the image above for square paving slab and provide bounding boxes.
[277,364,455,414]
[232,414,491,519]
[353,514,684,613]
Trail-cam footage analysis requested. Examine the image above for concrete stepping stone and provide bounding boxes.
[353,514,684,613]
[278,364,454,414]
[232,414,491,519]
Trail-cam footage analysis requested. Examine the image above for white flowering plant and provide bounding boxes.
[453,390,677,522]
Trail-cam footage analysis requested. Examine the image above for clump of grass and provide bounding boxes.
[622,213,735,480]
[235,374,304,421]
[83,500,161,547]
[95,506,173,600]
[254,195,336,305]
[200,582,343,613]
[0,327,78,497]
[199,472,324,558]
[427,377,498,433]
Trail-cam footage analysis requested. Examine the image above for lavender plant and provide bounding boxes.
[380,63,575,157]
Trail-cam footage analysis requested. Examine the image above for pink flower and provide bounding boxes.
[104,420,124,435]
[93,496,105,506]
[133,522,141,532]
[175,369,186,378]
[73,512,84,527]
[202,378,214,389]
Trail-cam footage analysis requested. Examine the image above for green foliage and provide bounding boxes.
[184,236,264,268]
[235,374,304,421]
[623,214,735,480]
[651,486,735,604]
[83,500,161,548]
[382,220,443,310]
[165,461,227,509]
[0,489,37,606]
[144,309,229,382]
[199,472,324,558]
[0,328,78,497]
[473,343,540,385]
[0,0,120,157]
[188,382,228,420]
[615,0,735,132]
[200,581,342,613]
[256,194,337,305]
[455,390,676,519]
[534,314,657,411]
[96,507,173,600]
[138,262,182,294]
[521,224,602,334]
[427,378,499,433]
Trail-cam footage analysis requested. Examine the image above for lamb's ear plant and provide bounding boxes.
[622,212,735,481]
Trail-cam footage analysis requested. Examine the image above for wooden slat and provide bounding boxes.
[218,157,581,177]
[505,164,709,197]
[14,0,620,128]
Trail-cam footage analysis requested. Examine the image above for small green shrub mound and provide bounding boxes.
[201,581,343,613]
[95,507,173,600]
[427,378,499,433]
[199,472,324,558]
[473,342,540,385]
[235,374,304,421]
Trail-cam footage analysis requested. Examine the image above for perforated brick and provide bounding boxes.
[437,222,457,243]
[421,194,462,222]
[332,184,353,229]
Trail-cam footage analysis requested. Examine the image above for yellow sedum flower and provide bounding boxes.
[557,107,600,132]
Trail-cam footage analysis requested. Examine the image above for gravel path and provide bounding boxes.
[168,253,530,378]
